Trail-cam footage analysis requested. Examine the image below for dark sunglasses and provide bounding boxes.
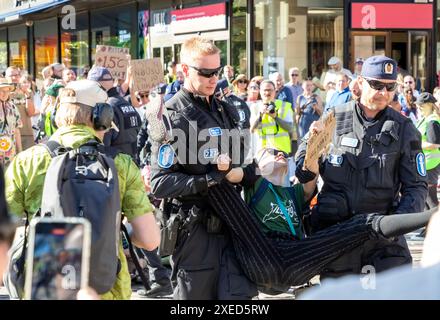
[364,78,397,91]
[139,93,149,98]
[189,65,223,78]
[291,74,299,77]
[238,80,248,84]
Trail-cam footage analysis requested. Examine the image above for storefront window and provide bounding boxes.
[231,0,247,75]
[0,29,7,73]
[34,18,58,79]
[254,1,343,81]
[61,12,89,79]
[91,4,134,60]
[8,25,28,71]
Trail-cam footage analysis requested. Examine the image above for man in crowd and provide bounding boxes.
[325,73,352,112]
[286,67,303,109]
[269,72,294,107]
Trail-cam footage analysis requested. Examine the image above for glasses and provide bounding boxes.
[189,65,222,78]
[364,78,397,91]
[139,93,149,98]
[257,148,288,164]
[249,85,259,90]
[237,80,248,84]
[291,74,299,77]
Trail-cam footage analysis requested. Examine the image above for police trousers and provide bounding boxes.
[170,212,257,300]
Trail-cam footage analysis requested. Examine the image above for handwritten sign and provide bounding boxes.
[95,45,130,80]
[130,58,164,92]
[304,111,336,170]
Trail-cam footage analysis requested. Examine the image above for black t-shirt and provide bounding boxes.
[426,120,440,144]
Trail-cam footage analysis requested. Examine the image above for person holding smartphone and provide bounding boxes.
[296,79,323,139]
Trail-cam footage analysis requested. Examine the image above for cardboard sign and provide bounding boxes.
[304,111,336,170]
[95,45,130,80]
[130,58,164,92]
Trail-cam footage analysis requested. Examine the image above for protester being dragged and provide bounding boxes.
[415,92,440,210]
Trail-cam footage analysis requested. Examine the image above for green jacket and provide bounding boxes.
[5,125,154,300]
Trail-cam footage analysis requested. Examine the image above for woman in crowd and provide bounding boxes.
[296,79,323,139]
[232,74,249,101]
[0,78,22,167]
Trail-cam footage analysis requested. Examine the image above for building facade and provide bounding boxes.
[0,0,438,91]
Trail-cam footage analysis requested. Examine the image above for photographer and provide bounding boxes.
[251,80,294,155]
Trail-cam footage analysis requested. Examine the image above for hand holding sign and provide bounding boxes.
[130,58,164,93]
[304,111,336,172]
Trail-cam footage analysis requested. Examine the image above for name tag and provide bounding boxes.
[341,137,359,148]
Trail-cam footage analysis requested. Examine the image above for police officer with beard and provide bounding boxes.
[295,56,427,278]
[149,37,257,300]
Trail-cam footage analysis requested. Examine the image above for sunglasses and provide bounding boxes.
[237,80,248,84]
[139,93,149,98]
[291,74,299,77]
[189,65,223,78]
[364,78,397,91]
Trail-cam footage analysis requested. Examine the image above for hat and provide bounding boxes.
[361,55,397,80]
[0,78,14,90]
[87,66,113,82]
[355,58,364,64]
[45,81,65,97]
[232,74,249,86]
[416,92,437,105]
[60,80,108,107]
[327,56,341,65]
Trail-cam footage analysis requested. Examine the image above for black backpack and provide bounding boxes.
[40,140,121,294]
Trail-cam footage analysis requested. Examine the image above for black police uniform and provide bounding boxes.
[104,87,142,159]
[150,88,257,300]
[296,100,428,277]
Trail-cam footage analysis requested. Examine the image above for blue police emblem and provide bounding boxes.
[416,152,426,177]
[209,127,222,136]
[328,154,343,166]
[158,144,175,169]
[203,148,219,159]
[238,110,245,122]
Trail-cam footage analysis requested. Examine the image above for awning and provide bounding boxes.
[0,0,70,22]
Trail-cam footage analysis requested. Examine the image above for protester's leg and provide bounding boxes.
[137,248,172,297]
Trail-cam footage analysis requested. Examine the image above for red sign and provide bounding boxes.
[170,3,227,34]
[352,3,433,29]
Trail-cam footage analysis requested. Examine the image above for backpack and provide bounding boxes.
[3,139,122,298]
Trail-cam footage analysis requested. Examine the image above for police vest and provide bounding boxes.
[108,96,141,157]
[321,101,414,215]
[417,113,440,170]
[259,99,292,154]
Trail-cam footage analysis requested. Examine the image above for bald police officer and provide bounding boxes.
[295,56,428,277]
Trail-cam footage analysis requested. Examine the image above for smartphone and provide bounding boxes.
[24,217,91,300]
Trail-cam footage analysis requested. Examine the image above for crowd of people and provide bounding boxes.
[0,36,439,301]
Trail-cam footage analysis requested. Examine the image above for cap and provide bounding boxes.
[45,81,65,97]
[87,66,113,82]
[416,92,437,105]
[355,58,364,64]
[60,80,108,107]
[328,56,341,65]
[361,55,397,81]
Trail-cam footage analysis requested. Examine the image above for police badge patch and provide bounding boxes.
[158,144,175,169]
[416,152,427,177]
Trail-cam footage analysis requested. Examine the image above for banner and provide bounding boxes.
[130,58,164,93]
[95,45,130,80]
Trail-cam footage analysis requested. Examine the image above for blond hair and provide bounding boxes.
[180,37,220,65]
[55,88,93,128]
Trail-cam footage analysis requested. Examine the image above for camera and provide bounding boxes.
[265,102,276,114]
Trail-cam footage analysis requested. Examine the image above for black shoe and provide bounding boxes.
[137,281,173,298]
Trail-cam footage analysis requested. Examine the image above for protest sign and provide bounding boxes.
[304,111,336,170]
[95,45,130,79]
[130,58,164,92]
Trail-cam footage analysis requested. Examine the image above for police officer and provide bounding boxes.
[149,37,257,300]
[295,56,428,277]
[88,66,141,160]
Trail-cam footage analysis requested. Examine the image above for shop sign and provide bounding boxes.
[351,3,433,29]
[130,58,164,93]
[170,2,227,34]
[151,9,171,35]
[95,45,130,80]
[1,0,67,18]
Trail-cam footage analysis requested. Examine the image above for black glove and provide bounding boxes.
[295,156,317,183]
